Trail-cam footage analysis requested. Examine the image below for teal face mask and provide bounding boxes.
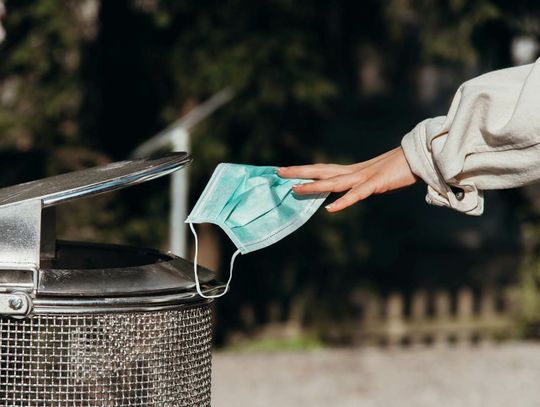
[186,163,328,298]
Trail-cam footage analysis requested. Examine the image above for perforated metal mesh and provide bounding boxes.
[0,305,212,406]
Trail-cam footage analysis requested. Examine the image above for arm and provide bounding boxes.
[280,59,540,214]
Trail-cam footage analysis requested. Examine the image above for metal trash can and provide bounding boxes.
[0,153,223,406]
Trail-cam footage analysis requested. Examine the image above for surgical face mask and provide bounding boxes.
[186,163,328,298]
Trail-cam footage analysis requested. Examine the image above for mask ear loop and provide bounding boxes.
[189,222,241,299]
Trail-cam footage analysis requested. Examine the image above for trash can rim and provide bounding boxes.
[36,240,222,298]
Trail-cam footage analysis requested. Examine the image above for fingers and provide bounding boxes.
[325,182,376,212]
[292,172,367,195]
[291,170,375,212]
[278,164,351,180]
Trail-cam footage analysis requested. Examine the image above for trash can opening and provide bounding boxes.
[49,241,172,270]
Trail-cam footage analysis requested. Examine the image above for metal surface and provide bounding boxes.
[0,153,191,278]
[40,207,56,260]
[36,241,220,298]
[171,129,190,256]
[0,305,212,406]
[0,268,34,291]
[0,199,42,274]
[0,153,191,208]
[31,294,213,315]
[0,292,30,316]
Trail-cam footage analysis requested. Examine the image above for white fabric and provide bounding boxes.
[401,58,540,215]
[189,222,241,299]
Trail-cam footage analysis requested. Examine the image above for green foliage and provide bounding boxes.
[226,335,324,353]
[519,261,540,329]
[0,0,90,150]
[385,0,501,65]
[517,217,540,337]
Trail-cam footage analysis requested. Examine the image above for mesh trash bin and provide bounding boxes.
[0,153,223,406]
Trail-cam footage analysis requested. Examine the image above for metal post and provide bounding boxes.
[170,128,189,257]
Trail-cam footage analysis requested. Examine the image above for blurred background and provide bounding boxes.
[1,0,540,406]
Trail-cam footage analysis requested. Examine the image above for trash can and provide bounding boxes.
[0,153,223,406]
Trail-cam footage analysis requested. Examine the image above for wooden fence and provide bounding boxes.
[354,287,518,346]
[228,286,520,347]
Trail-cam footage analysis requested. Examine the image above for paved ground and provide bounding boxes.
[212,343,540,407]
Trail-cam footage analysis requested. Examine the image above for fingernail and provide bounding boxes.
[292,184,300,189]
[325,204,333,210]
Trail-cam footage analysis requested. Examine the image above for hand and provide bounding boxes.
[278,147,418,212]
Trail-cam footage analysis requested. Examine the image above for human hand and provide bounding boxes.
[278,147,418,212]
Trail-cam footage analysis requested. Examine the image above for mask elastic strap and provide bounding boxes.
[189,222,241,299]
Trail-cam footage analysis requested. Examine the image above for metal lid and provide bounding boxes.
[0,153,191,208]
[0,153,200,293]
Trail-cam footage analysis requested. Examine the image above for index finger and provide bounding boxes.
[278,164,350,180]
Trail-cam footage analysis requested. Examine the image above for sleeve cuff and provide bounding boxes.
[401,118,484,215]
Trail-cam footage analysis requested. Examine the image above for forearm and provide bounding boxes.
[402,59,540,215]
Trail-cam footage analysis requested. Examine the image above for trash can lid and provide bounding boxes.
[0,153,193,279]
[0,152,191,208]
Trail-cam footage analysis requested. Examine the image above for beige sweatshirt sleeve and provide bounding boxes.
[401,58,540,215]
